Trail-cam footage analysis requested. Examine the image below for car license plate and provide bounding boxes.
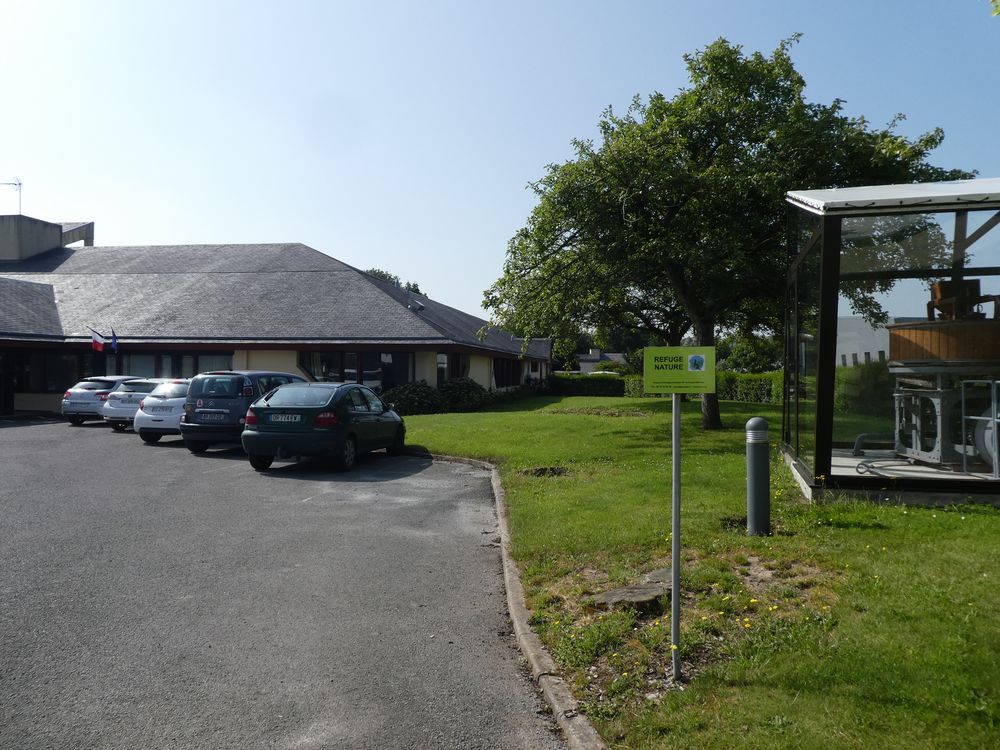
[152,406,172,413]
[270,414,301,423]
[199,413,227,422]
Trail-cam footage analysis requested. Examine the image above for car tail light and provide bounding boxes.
[63,391,71,399]
[314,411,338,427]
[139,399,145,410]
[97,391,109,401]
[245,408,258,426]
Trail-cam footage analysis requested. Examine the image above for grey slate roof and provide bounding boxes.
[0,243,550,359]
[0,277,63,339]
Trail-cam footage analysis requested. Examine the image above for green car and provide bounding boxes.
[241,382,405,471]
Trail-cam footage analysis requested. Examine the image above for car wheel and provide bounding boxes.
[248,454,273,471]
[387,427,405,456]
[111,422,127,432]
[68,417,85,425]
[140,432,162,444]
[185,441,209,454]
[335,436,357,471]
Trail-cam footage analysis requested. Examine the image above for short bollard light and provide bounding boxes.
[746,417,770,536]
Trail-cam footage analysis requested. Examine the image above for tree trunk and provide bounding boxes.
[695,321,724,430]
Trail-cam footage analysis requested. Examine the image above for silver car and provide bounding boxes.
[101,378,169,431]
[62,376,142,425]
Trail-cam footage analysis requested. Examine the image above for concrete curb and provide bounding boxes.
[419,452,607,750]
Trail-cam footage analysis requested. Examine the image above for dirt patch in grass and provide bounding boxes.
[549,406,653,418]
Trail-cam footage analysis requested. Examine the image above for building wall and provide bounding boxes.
[0,215,62,261]
[835,317,890,368]
[232,349,310,378]
[14,393,62,412]
[469,355,491,389]
[414,351,437,385]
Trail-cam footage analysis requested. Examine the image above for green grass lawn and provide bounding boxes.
[406,396,1000,749]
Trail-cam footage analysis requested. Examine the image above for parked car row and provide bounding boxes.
[61,370,406,472]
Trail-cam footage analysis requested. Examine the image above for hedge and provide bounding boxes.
[624,371,783,403]
[716,371,783,404]
[547,373,625,396]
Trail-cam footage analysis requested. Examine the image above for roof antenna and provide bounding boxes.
[1,178,22,213]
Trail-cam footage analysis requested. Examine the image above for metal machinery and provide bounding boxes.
[889,279,1000,477]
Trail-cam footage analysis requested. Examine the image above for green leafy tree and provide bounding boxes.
[718,332,783,373]
[485,36,969,428]
[364,268,426,296]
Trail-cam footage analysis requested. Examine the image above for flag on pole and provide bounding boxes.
[88,327,109,352]
[110,328,119,353]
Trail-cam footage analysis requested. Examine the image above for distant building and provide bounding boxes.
[577,348,626,373]
[0,215,550,413]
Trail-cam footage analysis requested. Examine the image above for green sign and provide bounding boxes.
[643,347,716,394]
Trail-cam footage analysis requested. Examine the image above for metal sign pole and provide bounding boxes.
[671,391,681,681]
[644,346,714,683]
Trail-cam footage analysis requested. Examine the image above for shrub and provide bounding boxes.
[381,380,445,415]
[547,373,625,397]
[440,377,492,412]
[716,371,783,404]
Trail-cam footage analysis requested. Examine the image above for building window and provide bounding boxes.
[878,350,886,362]
[493,358,520,388]
[841,355,847,367]
[299,351,345,381]
[851,353,859,366]
[864,352,871,364]
[437,353,448,388]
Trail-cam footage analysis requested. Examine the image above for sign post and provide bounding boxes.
[643,346,716,681]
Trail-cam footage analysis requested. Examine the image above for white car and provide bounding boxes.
[62,375,142,425]
[132,379,190,443]
[101,378,169,431]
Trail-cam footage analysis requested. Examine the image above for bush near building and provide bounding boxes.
[548,373,626,397]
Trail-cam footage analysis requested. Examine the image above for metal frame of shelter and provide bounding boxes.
[783,178,1000,499]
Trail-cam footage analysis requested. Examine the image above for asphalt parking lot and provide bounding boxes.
[0,420,565,749]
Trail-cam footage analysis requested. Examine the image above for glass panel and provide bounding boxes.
[362,352,382,391]
[833,209,1000,481]
[437,353,447,388]
[181,356,195,377]
[121,354,156,377]
[795,243,821,470]
[197,354,232,373]
[373,352,413,393]
[263,385,336,407]
[298,351,344,382]
[344,352,358,383]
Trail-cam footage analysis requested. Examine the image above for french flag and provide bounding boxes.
[88,327,117,352]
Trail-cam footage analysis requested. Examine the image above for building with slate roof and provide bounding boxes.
[0,215,550,413]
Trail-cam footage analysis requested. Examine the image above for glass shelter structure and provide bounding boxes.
[784,178,1000,499]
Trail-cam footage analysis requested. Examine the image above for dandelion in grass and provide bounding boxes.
[671,644,678,651]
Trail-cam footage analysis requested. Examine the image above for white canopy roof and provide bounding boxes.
[787,177,1000,216]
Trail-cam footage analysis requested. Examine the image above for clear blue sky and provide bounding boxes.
[2,1,997,318]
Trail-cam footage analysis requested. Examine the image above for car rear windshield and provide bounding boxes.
[118,381,161,393]
[71,379,117,390]
[261,385,337,408]
[190,375,245,398]
[149,383,189,398]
